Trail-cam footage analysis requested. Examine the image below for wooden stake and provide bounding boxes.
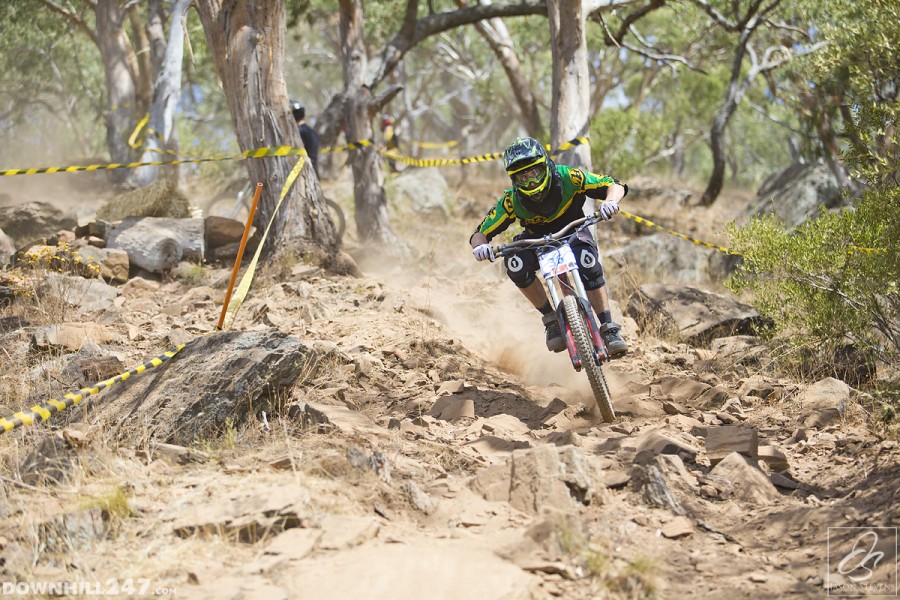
[216,183,262,330]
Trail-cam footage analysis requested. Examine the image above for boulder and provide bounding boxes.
[750,162,845,229]
[627,284,765,345]
[0,202,76,247]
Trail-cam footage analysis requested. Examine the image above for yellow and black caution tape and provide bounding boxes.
[127,113,150,149]
[619,210,738,256]
[0,152,308,433]
[380,148,503,167]
[321,139,376,153]
[548,136,589,155]
[378,136,590,168]
[220,157,306,329]
[0,344,186,434]
[848,246,889,255]
[411,139,459,149]
[0,145,307,177]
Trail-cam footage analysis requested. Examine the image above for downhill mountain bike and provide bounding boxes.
[203,180,346,239]
[493,213,616,422]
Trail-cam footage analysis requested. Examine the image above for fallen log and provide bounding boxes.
[107,217,204,274]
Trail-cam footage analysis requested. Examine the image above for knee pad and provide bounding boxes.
[505,251,538,289]
[575,246,605,290]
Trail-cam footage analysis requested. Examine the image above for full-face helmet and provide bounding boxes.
[503,137,551,202]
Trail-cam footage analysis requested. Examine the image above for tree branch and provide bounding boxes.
[625,25,707,73]
[37,0,100,46]
[691,0,737,30]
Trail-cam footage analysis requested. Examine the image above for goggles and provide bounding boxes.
[511,163,546,190]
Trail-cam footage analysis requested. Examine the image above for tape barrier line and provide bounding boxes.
[619,210,738,255]
[378,136,589,168]
[128,113,150,149]
[0,135,585,176]
[221,156,306,330]
[0,146,307,177]
[411,140,459,149]
[321,139,376,153]
[0,344,186,434]
[848,246,889,255]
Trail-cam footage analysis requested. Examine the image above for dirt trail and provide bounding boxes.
[1,178,897,600]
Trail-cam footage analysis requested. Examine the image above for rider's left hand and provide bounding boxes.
[598,200,619,220]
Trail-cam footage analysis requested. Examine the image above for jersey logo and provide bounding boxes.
[580,249,596,268]
[507,255,524,272]
[569,168,585,189]
[502,191,515,214]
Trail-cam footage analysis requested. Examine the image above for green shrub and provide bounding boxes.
[726,185,898,368]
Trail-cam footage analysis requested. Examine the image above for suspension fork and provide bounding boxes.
[548,269,607,364]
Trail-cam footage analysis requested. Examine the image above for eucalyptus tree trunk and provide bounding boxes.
[132,0,192,187]
[95,0,138,185]
[195,0,338,258]
[547,0,592,173]
[338,0,399,247]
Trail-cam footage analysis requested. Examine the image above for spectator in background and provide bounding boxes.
[291,100,320,176]
[381,114,401,173]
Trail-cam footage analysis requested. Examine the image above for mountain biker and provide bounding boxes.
[469,136,629,357]
[291,100,321,176]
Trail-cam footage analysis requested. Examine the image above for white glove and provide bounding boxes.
[472,243,495,262]
[598,200,619,221]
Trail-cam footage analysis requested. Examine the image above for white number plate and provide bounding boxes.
[538,245,577,280]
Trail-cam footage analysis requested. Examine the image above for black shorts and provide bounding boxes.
[504,229,605,290]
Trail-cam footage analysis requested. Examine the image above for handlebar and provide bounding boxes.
[492,211,604,257]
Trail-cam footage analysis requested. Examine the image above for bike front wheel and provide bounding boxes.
[562,295,615,423]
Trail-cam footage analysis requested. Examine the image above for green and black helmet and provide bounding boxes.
[503,137,552,202]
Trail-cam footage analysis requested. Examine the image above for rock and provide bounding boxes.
[402,481,436,515]
[0,227,14,267]
[97,331,320,444]
[429,396,475,421]
[631,429,700,463]
[204,215,248,250]
[508,445,594,514]
[294,402,384,437]
[627,284,765,345]
[32,322,120,352]
[617,233,720,283]
[798,377,851,428]
[704,426,759,466]
[36,274,121,313]
[707,452,781,505]
[661,515,694,539]
[470,464,512,502]
[0,202,76,247]
[751,162,845,229]
[758,445,789,472]
[72,245,130,283]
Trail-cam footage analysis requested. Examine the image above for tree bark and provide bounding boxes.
[547,0,592,171]
[133,0,192,188]
[338,0,398,247]
[95,0,138,185]
[195,0,338,259]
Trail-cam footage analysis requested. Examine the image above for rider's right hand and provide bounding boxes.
[472,243,495,262]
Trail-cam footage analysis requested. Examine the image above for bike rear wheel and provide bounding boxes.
[562,295,615,422]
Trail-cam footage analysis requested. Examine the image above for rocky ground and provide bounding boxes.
[0,171,898,599]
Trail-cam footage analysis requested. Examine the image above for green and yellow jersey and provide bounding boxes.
[474,164,625,241]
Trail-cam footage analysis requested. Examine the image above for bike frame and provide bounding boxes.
[495,214,609,370]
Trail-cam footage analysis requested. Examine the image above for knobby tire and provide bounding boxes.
[562,295,615,423]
